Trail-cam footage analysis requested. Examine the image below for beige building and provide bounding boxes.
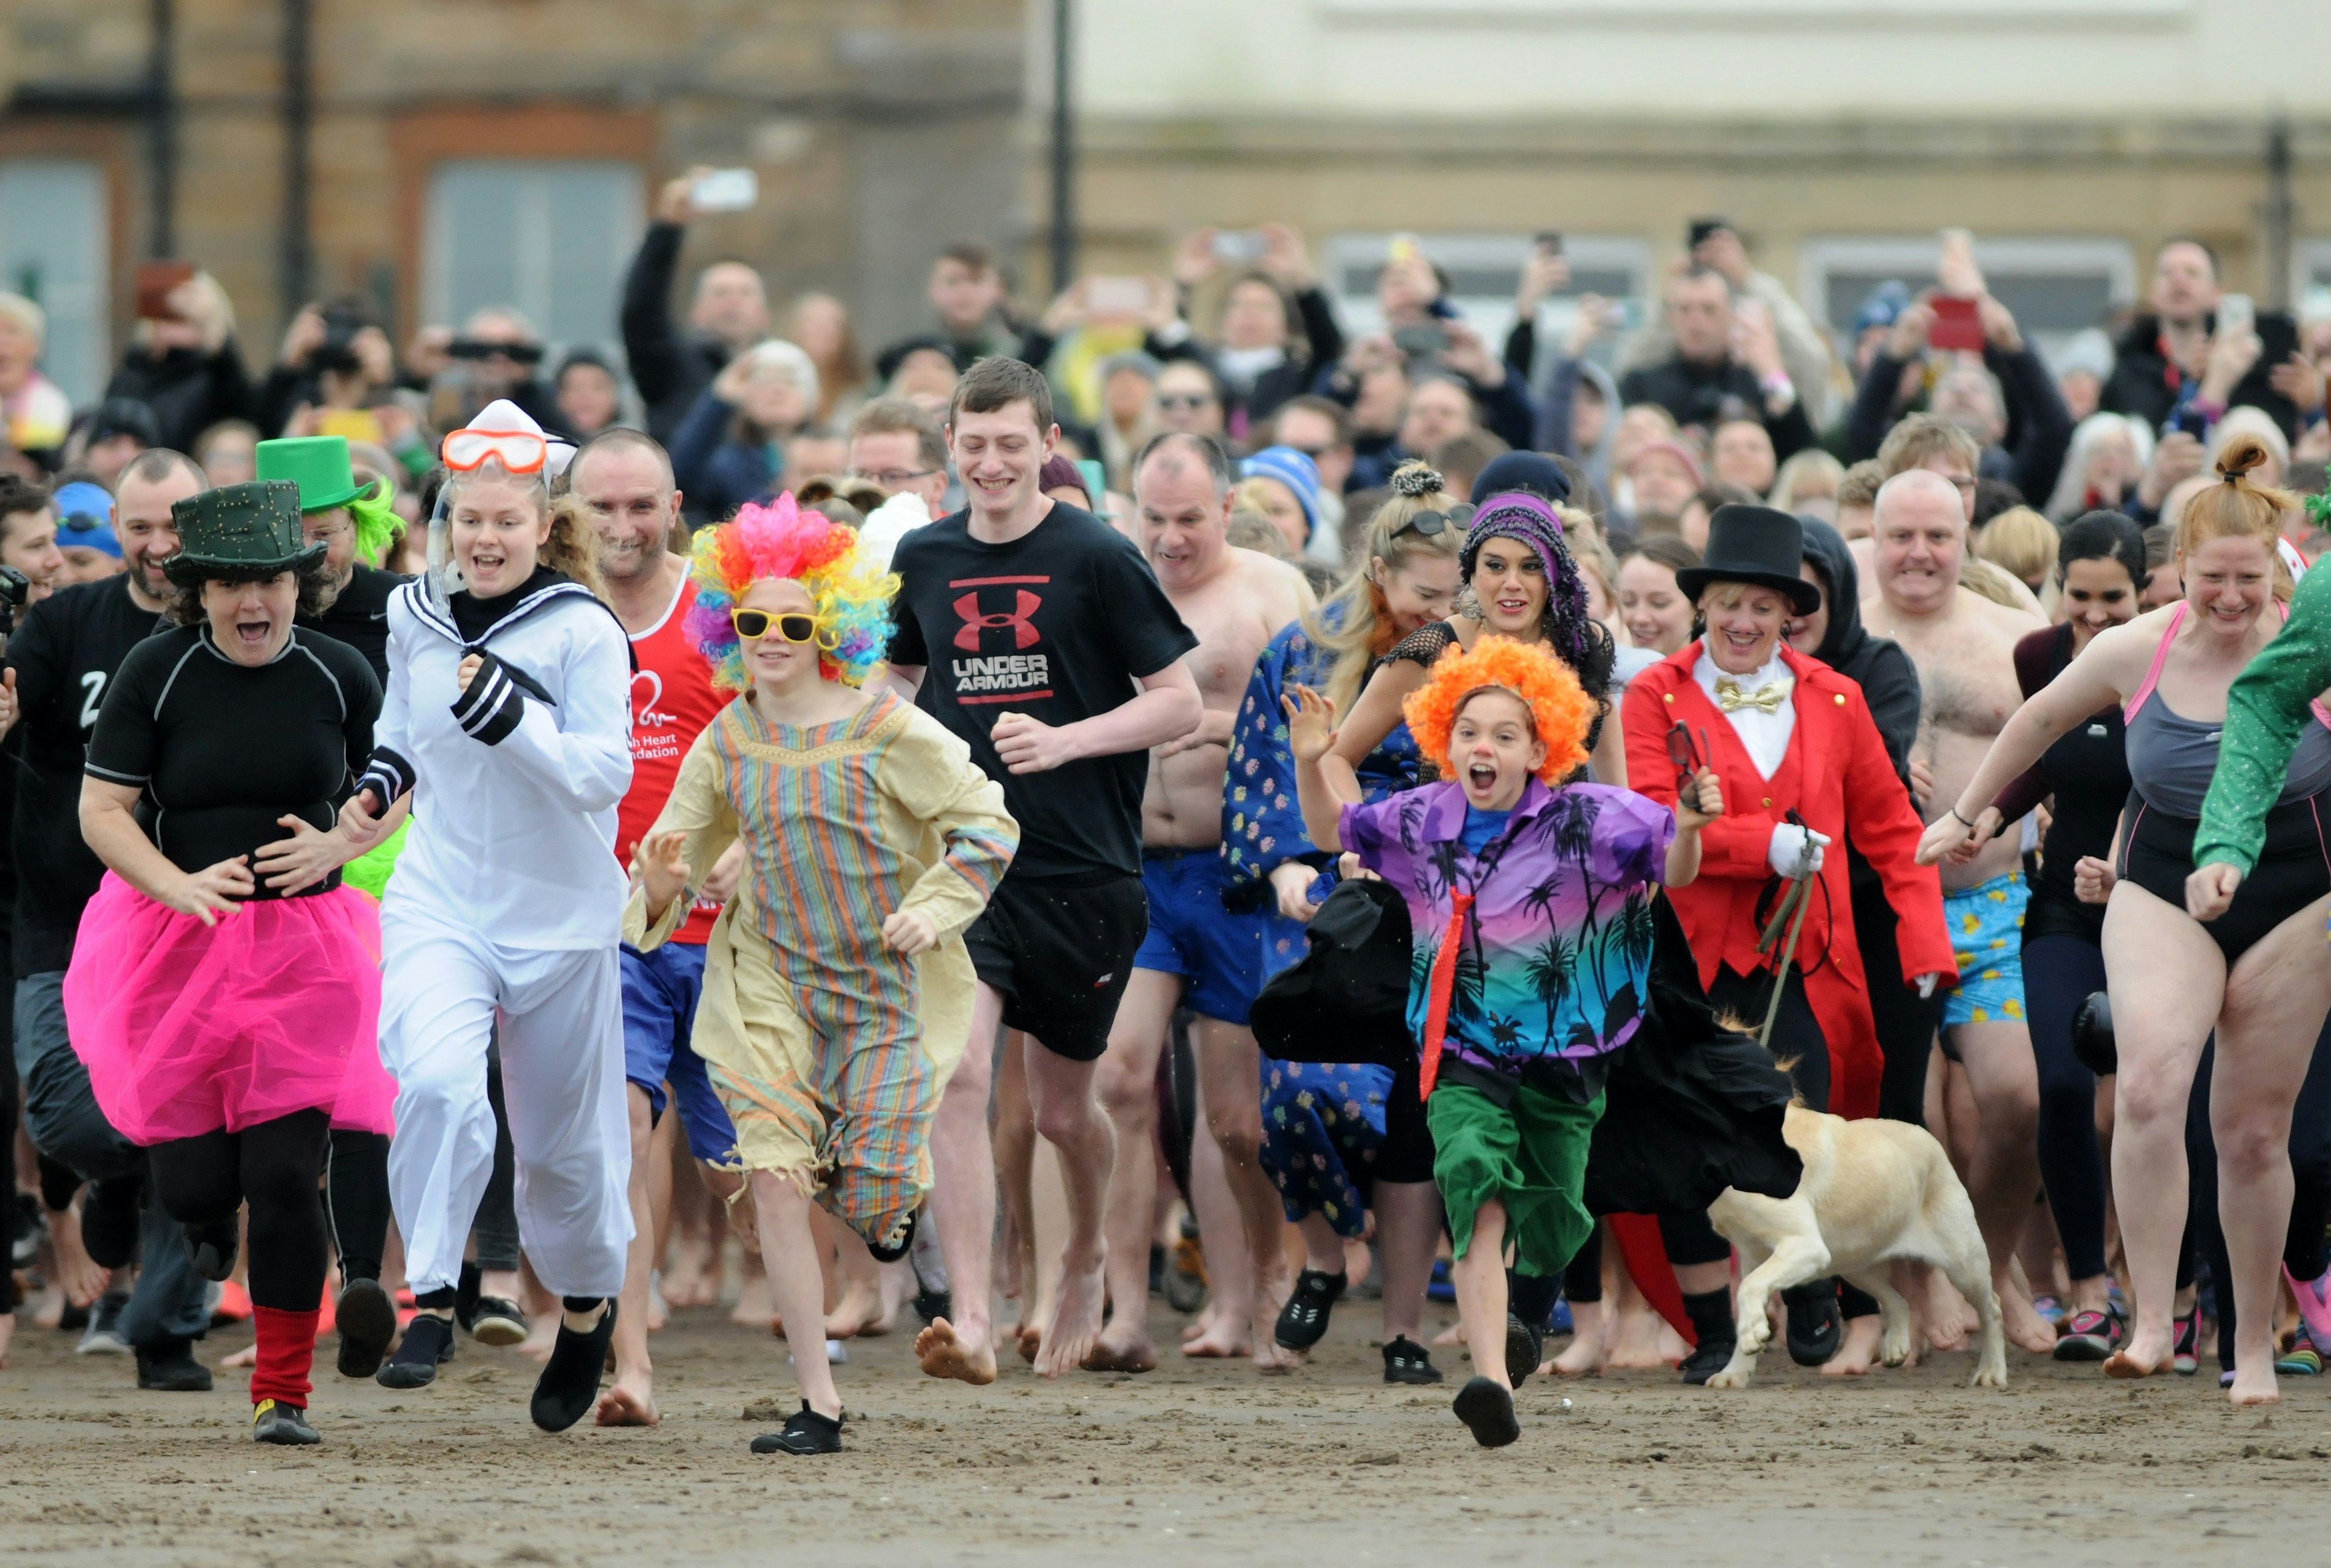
[1055,0,2331,355]
[1,0,1030,406]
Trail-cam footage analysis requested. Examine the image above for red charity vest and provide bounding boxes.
[618,576,734,945]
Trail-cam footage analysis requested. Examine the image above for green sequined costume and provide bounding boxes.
[2196,555,2331,877]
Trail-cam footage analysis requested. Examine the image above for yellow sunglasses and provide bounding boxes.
[732,607,838,650]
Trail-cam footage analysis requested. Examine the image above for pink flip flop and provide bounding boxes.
[2284,1264,2331,1348]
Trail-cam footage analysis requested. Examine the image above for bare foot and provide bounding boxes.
[730,1269,775,1331]
[2106,1322,2176,1378]
[1604,1298,1683,1370]
[595,1369,660,1426]
[1035,1256,1105,1379]
[1181,1300,1224,1342]
[49,1207,110,1308]
[1998,1275,2057,1355]
[1552,1300,1607,1376]
[662,1234,719,1309]
[645,1274,668,1334]
[1181,1309,1252,1358]
[825,1280,884,1341]
[1910,1262,1970,1352]
[28,1283,63,1331]
[1015,1325,1041,1364]
[221,1343,257,1369]
[1820,1315,1883,1377]
[2229,1363,2281,1405]
[915,1316,999,1385]
[1084,1320,1159,1373]
[1430,1320,1464,1348]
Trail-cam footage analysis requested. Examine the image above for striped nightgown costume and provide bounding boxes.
[623,685,1017,1249]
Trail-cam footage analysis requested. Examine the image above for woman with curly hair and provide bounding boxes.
[626,494,1019,1455]
[1287,639,1721,1447]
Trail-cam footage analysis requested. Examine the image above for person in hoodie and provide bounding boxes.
[1787,517,1935,1145]
[101,273,256,455]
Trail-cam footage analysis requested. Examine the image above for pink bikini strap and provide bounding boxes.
[2123,603,2185,724]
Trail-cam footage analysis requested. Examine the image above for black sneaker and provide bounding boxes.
[334,1277,397,1379]
[1452,1375,1520,1448]
[182,1219,239,1283]
[135,1337,214,1391]
[1274,1269,1346,1350]
[377,1312,456,1389]
[749,1402,844,1455]
[1678,1336,1738,1385]
[469,1297,528,1347]
[1504,1314,1542,1390]
[1383,1335,1444,1385]
[80,1175,144,1271]
[76,1289,131,1355]
[2052,1308,2123,1362]
[530,1302,618,1433]
[252,1398,319,1445]
[1783,1284,1842,1367]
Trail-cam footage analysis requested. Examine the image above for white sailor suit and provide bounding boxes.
[362,574,636,1300]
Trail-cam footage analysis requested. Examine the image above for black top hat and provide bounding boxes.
[165,480,326,586]
[1674,504,1820,616]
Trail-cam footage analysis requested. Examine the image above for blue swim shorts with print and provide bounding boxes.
[1132,848,1304,1026]
[1942,869,2029,1029]
[620,941,741,1168]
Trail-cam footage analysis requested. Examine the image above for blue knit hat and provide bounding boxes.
[1241,446,1321,541]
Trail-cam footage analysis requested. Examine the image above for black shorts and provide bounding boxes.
[963,872,1149,1063]
[1379,1055,1437,1185]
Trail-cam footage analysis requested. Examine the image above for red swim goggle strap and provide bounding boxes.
[441,426,549,474]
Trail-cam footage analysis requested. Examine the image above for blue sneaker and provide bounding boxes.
[1427,1258,1456,1304]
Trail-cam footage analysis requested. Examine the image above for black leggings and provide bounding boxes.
[1852,857,1941,1126]
[148,1109,330,1312]
[325,1130,392,1285]
[2023,930,2111,1282]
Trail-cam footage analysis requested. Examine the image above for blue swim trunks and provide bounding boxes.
[1942,869,2029,1029]
[1132,849,1305,1025]
[620,942,741,1168]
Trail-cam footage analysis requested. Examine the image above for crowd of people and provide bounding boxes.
[7,197,2331,1453]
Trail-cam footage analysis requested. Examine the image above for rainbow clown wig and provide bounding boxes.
[1402,637,1594,786]
[685,494,900,690]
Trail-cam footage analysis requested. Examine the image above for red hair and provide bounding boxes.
[1402,637,1593,784]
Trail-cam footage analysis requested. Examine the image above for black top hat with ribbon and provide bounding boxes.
[165,480,326,586]
[1674,504,1820,616]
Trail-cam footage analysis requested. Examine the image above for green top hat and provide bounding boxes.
[254,435,365,513]
[166,480,326,585]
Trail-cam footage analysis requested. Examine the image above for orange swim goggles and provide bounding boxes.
[441,425,548,474]
[732,608,837,649]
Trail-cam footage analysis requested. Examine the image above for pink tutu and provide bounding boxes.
[64,872,395,1145]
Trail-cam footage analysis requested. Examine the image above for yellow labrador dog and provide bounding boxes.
[1702,1104,2006,1390]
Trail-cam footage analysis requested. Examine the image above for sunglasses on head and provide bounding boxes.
[1391,501,1475,542]
[731,607,838,649]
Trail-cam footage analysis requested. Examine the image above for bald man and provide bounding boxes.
[1862,467,2055,1365]
[1085,432,1315,1376]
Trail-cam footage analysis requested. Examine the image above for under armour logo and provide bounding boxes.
[952,588,1042,653]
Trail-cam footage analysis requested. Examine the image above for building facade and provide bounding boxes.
[1,0,1030,406]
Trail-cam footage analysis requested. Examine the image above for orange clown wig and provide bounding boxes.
[1401,637,1593,785]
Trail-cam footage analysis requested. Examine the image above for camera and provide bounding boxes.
[0,565,32,637]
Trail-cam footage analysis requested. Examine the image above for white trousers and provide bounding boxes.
[379,913,633,1299]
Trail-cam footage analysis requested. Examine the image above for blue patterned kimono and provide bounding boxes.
[1221,614,1423,1235]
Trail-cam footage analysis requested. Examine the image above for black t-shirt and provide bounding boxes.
[84,625,380,899]
[888,502,1196,880]
[299,562,405,683]
[4,577,164,974]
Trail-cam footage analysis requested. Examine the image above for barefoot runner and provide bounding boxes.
[886,357,1202,1383]
[571,429,747,1427]
[1085,432,1313,1373]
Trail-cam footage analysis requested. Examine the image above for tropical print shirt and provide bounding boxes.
[1221,613,1423,906]
[1342,777,1674,1099]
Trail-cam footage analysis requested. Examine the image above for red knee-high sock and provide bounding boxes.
[251,1306,321,1409]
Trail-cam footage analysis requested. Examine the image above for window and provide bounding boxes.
[2296,241,2331,299]
[0,159,109,407]
[1326,231,1651,363]
[422,160,642,360]
[1799,236,2135,364]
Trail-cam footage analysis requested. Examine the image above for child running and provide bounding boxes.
[627,495,1017,1456]
[1286,638,1720,1447]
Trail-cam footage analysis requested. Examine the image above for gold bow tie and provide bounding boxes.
[1714,676,1792,714]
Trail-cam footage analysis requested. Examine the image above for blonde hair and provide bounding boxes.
[0,292,44,343]
[1958,555,2027,610]
[1769,448,1845,511]
[444,458,606,603]
[1974,505,2058,589]
[1558,504,1621,617]
[1876,413,1981,480]
[1311,460,1462,714]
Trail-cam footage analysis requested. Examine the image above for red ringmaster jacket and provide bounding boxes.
[1621,641,1956,1121]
